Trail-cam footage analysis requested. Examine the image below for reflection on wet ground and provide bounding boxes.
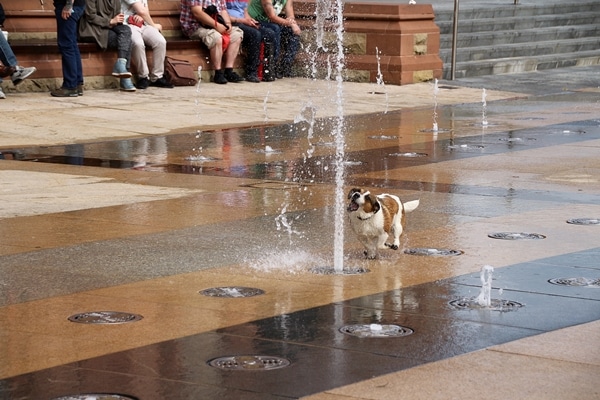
[7,100,600,187]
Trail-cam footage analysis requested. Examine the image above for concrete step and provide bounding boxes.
[443,49,600,79]
[434,1,600,23]
[436,11,600,35]
[440,24,600,48]
[440,37,600,64]
[435,0,600,78]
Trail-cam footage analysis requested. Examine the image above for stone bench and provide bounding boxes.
[2,0,442,91]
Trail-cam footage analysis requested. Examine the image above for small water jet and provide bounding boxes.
[450,265,524,312]
[432,78,439,132]
[481,88,488,127]
[476,264,493,307]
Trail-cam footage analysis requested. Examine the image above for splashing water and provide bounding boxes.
[263,90,270,123]
[476,265,494,307]
[432,78,439,132]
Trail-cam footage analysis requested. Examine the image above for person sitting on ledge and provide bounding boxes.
[121,0,173,89]
[0,8,37,99]
[247,0,300,79]
[79,0,136,91]
[180,0,245,84]
[226,0,276,83]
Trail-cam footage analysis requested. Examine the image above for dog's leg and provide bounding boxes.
[365,237,379,259]
[384,216,402,250]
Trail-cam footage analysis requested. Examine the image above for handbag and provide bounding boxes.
[164,56,198,86]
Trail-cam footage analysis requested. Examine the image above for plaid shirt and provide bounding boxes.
[180,0,227,37]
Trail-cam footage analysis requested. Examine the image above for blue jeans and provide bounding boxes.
[236,23,277,77]
[55,5,85,89]
[0,31,18,83]
[258,22,299,74]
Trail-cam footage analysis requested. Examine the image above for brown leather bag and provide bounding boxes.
[164,56,198,86]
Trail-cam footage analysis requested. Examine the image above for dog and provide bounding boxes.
[347,188,419,259]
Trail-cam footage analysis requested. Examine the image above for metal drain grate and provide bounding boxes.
[52,394,138,400]
[566,218,600,225]
[488,232,546,240]
[199,286,265,298]
[340,324,414,338]
[310,266,370,275]
[449,298,524,312]
[208,355,291,370]
[548,278,600,288]
[67,311,143,324]
[404,248,463,256]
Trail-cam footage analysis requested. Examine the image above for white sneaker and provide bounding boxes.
[11,66,36,85]
[0,87,6,99]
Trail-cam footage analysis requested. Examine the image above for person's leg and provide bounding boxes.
[223,26,244,82]
[259,24,278,81]
[108,25,135,90]
[191,27,226,83]
[142,26,167,81]
[237,24,261,80]
[130,25,149,79]
[0,32,18,67]
[279,26,300,77]
[54,5,84,90]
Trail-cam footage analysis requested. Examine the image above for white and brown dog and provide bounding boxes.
[347,188,419,259]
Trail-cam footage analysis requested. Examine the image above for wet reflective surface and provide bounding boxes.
[1,74,600,398]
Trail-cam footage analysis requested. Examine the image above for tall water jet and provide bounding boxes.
[329,0,346,272]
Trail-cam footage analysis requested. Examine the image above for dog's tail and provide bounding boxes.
[403,199,420,213]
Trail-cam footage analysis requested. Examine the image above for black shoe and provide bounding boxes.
[214,70,227,84]
[246,75,260,83]
[224,70,244,83]
[150,77,174,88]
[50,87,78,97]
[136,77,150,89]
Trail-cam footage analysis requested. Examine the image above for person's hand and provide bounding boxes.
[291,21,301,35]
[154,22,163,32]
[110,13,125,25]
[61,5,73,20]
[245,17,259,28]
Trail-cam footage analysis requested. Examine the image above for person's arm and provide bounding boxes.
[190,4,229,34]
[83,0,112,28]
[260,0,299,33]
[282,0,300,34]
[129,2,162,31]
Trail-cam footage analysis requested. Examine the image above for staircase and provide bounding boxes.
[435,1,600,79]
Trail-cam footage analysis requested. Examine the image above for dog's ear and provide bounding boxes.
[348,188,361,199]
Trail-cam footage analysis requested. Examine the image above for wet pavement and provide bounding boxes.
[1,65,600,399]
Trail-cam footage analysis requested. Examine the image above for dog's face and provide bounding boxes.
[347,188,380,214]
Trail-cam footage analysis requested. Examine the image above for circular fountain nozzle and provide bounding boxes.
[208,355,291,370]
